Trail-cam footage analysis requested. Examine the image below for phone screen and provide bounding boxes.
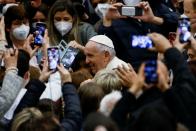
[131,35,153,48]
[61,46,79,69]
[120,6,143,17]
[47,47,60,71]
[178,17,191,43]
[59,40,68,59]
[144,60,158,84]
[34,23,46,46]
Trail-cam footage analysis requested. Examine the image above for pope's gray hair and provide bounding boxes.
[95,43,116,58]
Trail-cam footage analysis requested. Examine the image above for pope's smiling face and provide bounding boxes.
[84,41,109,74]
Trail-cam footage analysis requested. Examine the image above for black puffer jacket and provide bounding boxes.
[111,48,196,131]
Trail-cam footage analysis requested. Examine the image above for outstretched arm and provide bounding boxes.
[0,49,23,119]
[57,64,82,131]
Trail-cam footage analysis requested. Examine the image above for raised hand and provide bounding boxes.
[133,2,163,25]
[23,34,39,58]
[173,29,189,52]
[148,33,172,53]
[128,63,145,96]
[103,3,127,26]
[39,59,53,82]
[156,61,170,92]
[68,40,84,51]
[4,48,18,70]
[115,63,137,88]
[57,63,72,84]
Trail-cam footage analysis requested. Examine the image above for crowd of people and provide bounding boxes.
[0,0,196,131]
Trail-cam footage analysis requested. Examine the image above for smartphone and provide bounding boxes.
[119,6,143,17]
[144,60,158,84]
[47,47,60,71]
[131,35,153,48]
[61,46,79,69]
[34,22,46,46]
[178,16,191,43]
[59,40,68,59]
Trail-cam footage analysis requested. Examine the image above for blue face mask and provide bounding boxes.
[12,24,30,40]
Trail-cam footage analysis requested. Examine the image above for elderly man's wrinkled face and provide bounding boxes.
[84,41,109,74]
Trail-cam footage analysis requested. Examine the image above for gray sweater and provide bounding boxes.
[0,71,23,119]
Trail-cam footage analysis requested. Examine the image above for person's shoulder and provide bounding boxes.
[79,22,94,28]
[108,56,128,69]
[78,22,97,37]
[113,56,126,63]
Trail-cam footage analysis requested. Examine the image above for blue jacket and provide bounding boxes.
[61,82,82,131]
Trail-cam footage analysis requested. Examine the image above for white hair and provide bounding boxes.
[95,126,108,131]
[99,91,122,116]
[96,43,116,58]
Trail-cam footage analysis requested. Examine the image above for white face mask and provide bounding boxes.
[12,24,30,41]
[123,0,141,6]
[95,3,110,18]
[54,21,72,36]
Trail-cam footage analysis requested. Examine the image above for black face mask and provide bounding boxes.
[22,0,37,19]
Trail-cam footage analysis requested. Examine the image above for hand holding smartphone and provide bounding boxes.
[61,46,79,69]
[34,22,46,46]
[47,47,60,71]
[178,15,191,43]
[59,40,68,59]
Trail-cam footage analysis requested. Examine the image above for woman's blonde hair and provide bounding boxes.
[93,69,122,94]
[11,107,43,131]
